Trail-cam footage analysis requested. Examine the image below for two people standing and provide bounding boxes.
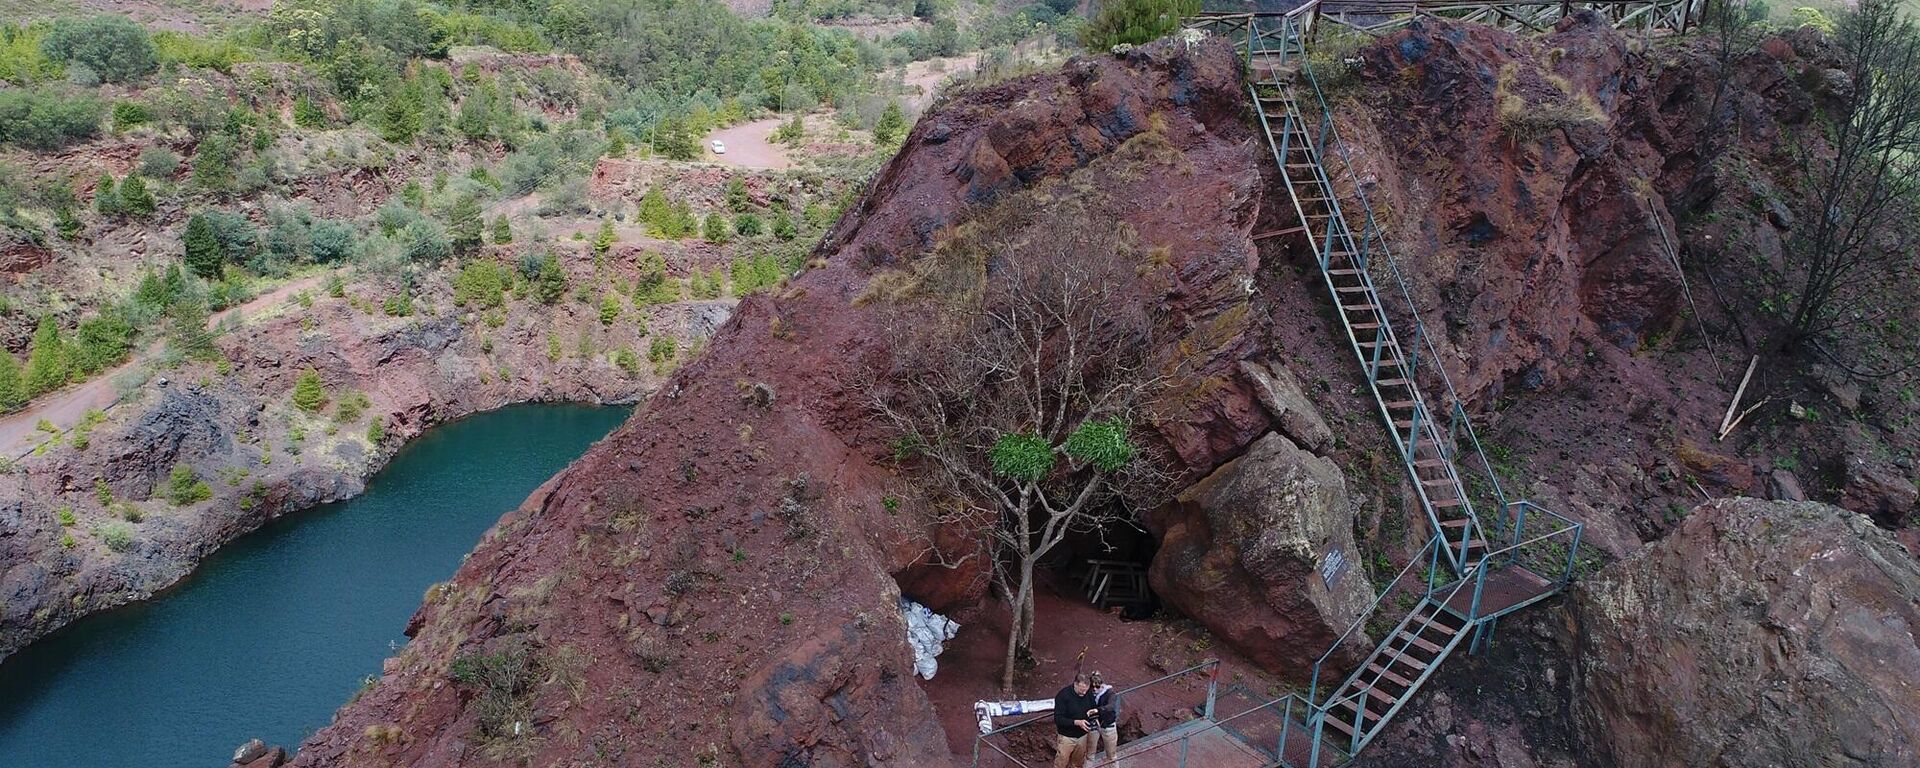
[1051,671,1121,768]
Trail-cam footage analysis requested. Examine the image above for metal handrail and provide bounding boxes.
[972,660,1222,766]
[1308,535,1441,701]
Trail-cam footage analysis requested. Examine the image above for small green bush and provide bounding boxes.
[164,462,212,506]
[99,522,134,552]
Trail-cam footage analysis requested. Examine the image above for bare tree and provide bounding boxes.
[870,198,1171,692]
[1783,0,1920,356]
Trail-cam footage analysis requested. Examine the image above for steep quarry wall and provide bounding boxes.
[247,15,1918,768]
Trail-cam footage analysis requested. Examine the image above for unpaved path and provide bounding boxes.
[0,273,330,459]
[705,117,794,171]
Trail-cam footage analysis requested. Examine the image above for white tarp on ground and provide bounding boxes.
[973,699,1055,734]
[901,598,960,680]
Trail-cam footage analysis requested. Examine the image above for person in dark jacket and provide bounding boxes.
[1052,673,1098,768]
[1087,671,1121,765]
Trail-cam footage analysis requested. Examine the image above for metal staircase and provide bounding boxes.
[1200,8,1591,766]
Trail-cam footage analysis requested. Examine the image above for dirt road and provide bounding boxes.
[705,117,794,171]
[0,272,331,459]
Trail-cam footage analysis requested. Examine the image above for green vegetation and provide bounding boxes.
[0,88,104,149]
[1081,0,1198,51]
[598,292,621,325]
[453,259,511,308]
[99,522,135,553]
[164,462,213,506]
[41,16,157,84]
[873,101,907,145]
[292,367,329,412]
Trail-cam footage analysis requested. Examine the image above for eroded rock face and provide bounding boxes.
[1573,498,1920,767]
[289,38,1274,767]
[1148,432,1372,677]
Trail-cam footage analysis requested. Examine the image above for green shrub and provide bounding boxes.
[598,292,620,325]
[57,506,75,526]
[0,351,21,412]
[367,418,386,444]
[453,259,510,308]
[41,16,157,83]
[114,101,153,130]
[402,219,452,263]
[95,477,113,506]
[23,316,69,397]
[1081,0,1198,51]
[336,391,371,422]
[873,101,907,144]
[491,215,512,244]
[72,310,134,376]
[292,96,327,128]
[292,367,328,412]
[183,214,224,279]
[532,252,567,304]
[152,30,249,72]
[448,195,484,255]
[138,147,179,178]
[117,174,155,217]
[647,335,677,363]
[614,347,639,375]
[98,522,134,552]
[0,88,104,149]
[702,213,729,244]
[164,462,212,506]
[310,220,356,263]
[93,174,120,216]
[192,132,238,190]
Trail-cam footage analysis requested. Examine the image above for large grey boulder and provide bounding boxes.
[1573,498,1920,768]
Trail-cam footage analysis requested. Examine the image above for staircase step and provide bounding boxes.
[1335,285,1372,293]
[1412,612,1460,636]
[1351,322,1383,330]
[1429,497,1466,508]
[1363,685,1401,707]
[1342,303,1380,312]
[1322,709,1362,737]
[1329,268,1366,276]
[1422,477,1459,487]
[1438,517,1472,528]
[1383,399,1418,409]
[1413,457,1450,468]
[1367,662,1415,689]
[1395,630,1445,655]
[1375,377,1411,387]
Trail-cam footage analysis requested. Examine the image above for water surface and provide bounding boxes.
[0,403,630,768]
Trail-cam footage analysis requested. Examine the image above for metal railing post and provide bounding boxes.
[1510,502,1529,567]
[1205,664,1219,720]
[1279,697,1294,760]
[1564,523,1583,583]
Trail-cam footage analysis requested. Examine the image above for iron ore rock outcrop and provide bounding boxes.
[1573,498,1920,767]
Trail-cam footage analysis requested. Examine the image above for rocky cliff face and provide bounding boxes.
[1573,498,1920,767]
[286,38,1307,767]
[207,15,1920,767]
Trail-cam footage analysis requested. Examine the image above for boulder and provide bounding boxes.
[1573,498,1920,767]
[1238,360,1334,452]
[1147,432,1373,678]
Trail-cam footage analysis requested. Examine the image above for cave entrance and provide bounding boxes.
[1048,518,1159,620]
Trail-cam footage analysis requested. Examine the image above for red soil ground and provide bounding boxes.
[921,574,1294,765]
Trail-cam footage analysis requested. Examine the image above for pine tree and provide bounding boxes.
[599,292,620,326]
[638,187,671,234]
[292,367,328,412]
[491,215,512,244]
[94,174,120,217]
[168,298,217,361]
[593,219,617,257]
[23,317,70,396]
[725,177,751,212]
[118,174,155,218]
[703,213,729,244]
[534,252,567,305]
[0,351,25,411]
[874,102,907,145]
[182,214,224,279]
[448,195,484,255]
[772,211,797,241]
